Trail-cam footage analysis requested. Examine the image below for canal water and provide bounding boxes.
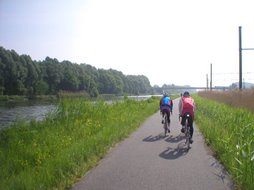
[0,101,57,129]
[0,95,159,129]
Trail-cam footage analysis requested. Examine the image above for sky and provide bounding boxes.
[0,0,254,87]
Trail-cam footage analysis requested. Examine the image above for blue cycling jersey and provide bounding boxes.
[160,96,173,111]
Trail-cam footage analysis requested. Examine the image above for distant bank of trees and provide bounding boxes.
[0,47,152,97]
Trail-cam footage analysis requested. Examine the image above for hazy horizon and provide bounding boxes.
[1,0,254,87]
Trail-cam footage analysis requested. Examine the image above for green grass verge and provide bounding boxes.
[194,95,254,190]
[0,96,160,189]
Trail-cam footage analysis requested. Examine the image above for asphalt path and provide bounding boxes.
[71,98,234,190]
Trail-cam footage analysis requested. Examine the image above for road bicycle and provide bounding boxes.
[162,111,170,136]
[183,113,192,149]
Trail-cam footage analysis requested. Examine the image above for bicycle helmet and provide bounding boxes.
[163,92,168,97]
[183,91,190,97]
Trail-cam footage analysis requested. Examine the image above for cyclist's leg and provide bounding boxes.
[161,109,165,124]
[189,117,194,143]
[180,114,185,133]
[166,109,170,124]
[181,115,185,126]
[167,110,171,131]
[188,116,193,137]
[190,126,193,136]
[190,124,193,137]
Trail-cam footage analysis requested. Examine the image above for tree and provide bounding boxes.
[25,56,39,96]
[44,57,63,94]
[0,46,153,96]
[34,80,49,95]
[1,48,18,95]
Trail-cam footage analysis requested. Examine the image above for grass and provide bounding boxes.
[0,95,27,102]
[0,96,160,189]
[194,94,254,190]
[198,89,254,112]
[57,90,90,99]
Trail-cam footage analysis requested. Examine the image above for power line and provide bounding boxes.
[213,72,254,75]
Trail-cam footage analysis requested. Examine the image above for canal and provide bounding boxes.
[0,95,160,129]
[0,101,57,129]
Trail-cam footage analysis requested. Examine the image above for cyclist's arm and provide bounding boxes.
[178,98,183,115]
[193,100,196,112]
[170,99,173,112]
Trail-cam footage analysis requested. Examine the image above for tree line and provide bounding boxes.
[0,46,152,97]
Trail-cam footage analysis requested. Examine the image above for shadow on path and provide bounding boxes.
[143,133,165,142]
[209,157,232,185]
[164,134,185,143]
[159,142,190,160]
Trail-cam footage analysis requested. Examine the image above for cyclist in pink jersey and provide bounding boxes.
[178,91,195,143]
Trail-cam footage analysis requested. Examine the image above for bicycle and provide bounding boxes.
[162,111,170,136]
[183,113,192,149]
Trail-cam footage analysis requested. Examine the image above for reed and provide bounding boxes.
[198,89,254,112]
[0,97,160,189]
[194,94,254,190]
[57,90,90,99]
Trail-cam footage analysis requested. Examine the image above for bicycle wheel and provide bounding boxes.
[185,118,190,149]
[164,114,168,136]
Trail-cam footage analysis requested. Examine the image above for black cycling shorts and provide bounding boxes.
[181,112,193,126]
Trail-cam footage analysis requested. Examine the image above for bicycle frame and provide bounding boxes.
[163,113,168,136]
[184,113,191,149]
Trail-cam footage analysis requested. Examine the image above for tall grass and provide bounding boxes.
[57,90,90,99]
[198,89,254,112]
[0,97,159,189]
[194,94,254,190]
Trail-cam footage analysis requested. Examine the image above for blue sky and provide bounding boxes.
[0,0,254,87]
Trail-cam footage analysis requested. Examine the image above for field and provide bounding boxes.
[0,97,160,189]
[195,90,254,190]
[198,89,254,112]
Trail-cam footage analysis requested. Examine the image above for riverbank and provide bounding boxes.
[0,96,58,129]
[0,92,163,103]
[194,94,254,190]
[0,97,160,189]
[0,103,57,129]
[0,95,58,103]
[0,94,162,129]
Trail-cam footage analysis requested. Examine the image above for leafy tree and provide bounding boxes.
[16,79,27,95]
[34,80,49,95]
[1,48,18,95]
[0,76,4,95]
[44,57,63,94]
[0,56,5,95]
[0,46,153,97]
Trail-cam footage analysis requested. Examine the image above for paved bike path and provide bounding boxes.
[71,98,233,190]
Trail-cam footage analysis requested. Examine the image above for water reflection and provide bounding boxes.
[0,102,56,129]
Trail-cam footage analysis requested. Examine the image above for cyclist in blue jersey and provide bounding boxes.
[159,92,173,130]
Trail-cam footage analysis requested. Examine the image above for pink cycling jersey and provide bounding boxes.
[181,96,195,119]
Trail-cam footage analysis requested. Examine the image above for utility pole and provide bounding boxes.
[239,26,254,90]
[210,63,212,90]
[206,74,209,90]
[239,26,243,90]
